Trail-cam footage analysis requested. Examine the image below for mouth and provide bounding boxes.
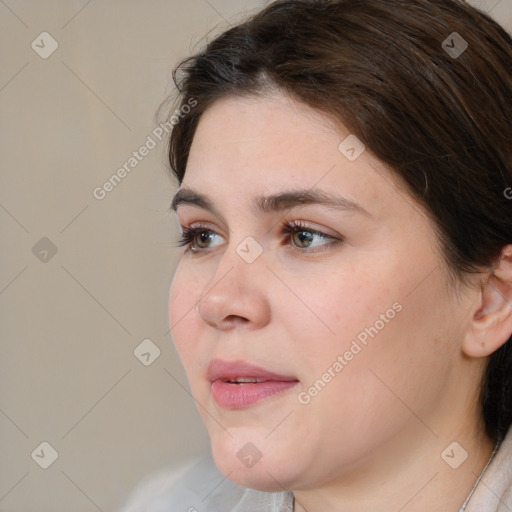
[207,359,299,409]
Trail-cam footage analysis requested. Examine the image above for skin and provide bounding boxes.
[168,91,509,511]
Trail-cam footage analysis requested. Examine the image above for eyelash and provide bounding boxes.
[175,220,341,253]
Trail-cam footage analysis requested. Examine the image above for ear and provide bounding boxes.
[462,245,512,358]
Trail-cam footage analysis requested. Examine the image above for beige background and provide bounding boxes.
[0,1,510,511]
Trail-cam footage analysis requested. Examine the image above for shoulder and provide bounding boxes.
[118,454,293,512]
[466,427,512,512]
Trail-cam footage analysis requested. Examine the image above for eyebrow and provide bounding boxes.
[170,187,371,217]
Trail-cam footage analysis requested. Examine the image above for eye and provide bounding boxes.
[176,224,224,252]
[175,221,340,253]
[282,220,339,250]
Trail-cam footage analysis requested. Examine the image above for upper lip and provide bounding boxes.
[207,358,298,383]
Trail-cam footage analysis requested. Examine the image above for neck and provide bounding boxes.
[293,424,495,512]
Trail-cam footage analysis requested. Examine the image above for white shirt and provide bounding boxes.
[120,427,512,512]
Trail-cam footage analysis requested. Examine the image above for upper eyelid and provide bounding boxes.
[180,222,338,244]
[179,221,231,237]
[179,221,332,234]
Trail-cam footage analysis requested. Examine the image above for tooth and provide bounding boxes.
[227,378,264,384]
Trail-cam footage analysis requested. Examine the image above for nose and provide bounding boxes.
[196,248,271,331]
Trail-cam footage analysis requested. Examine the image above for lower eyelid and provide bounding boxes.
[293,236,339,250]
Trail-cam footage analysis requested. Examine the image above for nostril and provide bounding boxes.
[213,315,252,329]
[224,315,250,324]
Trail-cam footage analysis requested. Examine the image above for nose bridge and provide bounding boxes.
[201,237,265,303]
[196,236,268,328]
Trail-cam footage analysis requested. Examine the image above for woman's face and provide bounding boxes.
[168,92,480,491]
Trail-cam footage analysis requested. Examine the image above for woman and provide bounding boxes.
[122,0,512,510]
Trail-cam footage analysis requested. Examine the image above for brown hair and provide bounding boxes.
[167,0,512,443]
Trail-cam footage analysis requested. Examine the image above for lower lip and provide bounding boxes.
[211,380,299,409]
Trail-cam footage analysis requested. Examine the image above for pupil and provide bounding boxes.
[198,231,211,247]
[296,231,312,247]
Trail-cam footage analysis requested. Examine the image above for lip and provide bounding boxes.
[207,359,297,383]
[207,359,299,410]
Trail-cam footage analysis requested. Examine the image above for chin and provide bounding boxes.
[213,450,295,491]
[209,432,303,492]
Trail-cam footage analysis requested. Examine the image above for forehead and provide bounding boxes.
[187,94,359,184]
[189,92,339,163]
[181,93,404,220]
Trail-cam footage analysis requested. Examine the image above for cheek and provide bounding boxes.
[299,270,458,438]
[287,266,393,363]
[168,262,204,359]
[291,254,456,407]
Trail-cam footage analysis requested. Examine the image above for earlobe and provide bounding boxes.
[462,246,512,358]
